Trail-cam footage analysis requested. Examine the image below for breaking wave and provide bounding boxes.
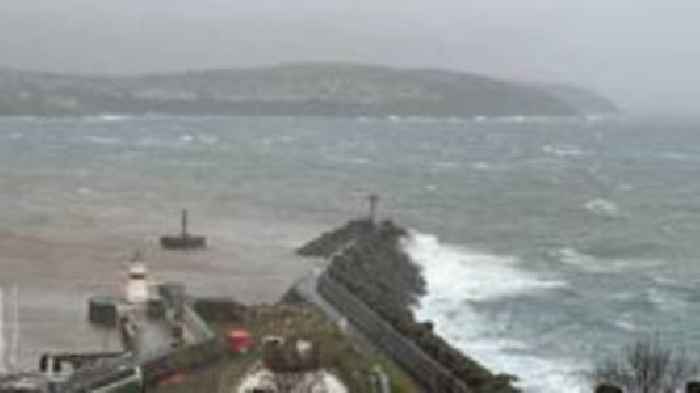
[402,232,583,393]
[552,247,663,273]
[542,144,586,158]
[584,198,620,218]
[82,114,132,122]
[404,233,566,301]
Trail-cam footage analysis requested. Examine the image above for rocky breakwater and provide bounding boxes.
[298,219,520,393]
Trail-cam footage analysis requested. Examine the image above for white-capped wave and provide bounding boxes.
[584,198,619,218]
[326,155,372,165]
[542,144,586,158]
[403,232,586,393]
[613,318,637,332]
[260,135,298,146]
[471,161,491,171]
[84,135,122,145]
[83,114,131,122]
[553,247,663,273]
[432,161,460,171]
[76,187,94,196]
[404,232,566,302]
[646,288,687,311]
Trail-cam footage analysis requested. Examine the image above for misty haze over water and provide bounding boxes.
[1,116,700,393]
[1,2,700,393]
[2,0,700,114]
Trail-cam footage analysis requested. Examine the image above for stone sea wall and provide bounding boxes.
[299,219,519,393]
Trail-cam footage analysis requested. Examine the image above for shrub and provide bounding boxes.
[592,336,699,393]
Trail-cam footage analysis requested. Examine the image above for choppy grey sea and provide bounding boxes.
[1,115,699,392]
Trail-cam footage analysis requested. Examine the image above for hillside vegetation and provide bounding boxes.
[0,63,616,117]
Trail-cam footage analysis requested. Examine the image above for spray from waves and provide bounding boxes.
[402,232,589,393]
[403,232,566,301]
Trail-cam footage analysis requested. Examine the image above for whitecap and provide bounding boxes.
[471,161,491,170]
[553,247,664,273]
[646,288,687,311]
[403,232,566,303]
[327,156,371,165]
[84,135,122,145]
[542,144,585,158]
[405,234,586,393]
[584,198,620,218]
[83,114,131,122]
[660,152,693,161]
[432,161,459,170]
[613,318,637,332]
[259,135,297,146]
[99,114,129,121]
[179,134,194,143]
[76,187,94,196]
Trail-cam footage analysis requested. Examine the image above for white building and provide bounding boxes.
[125,263,149,304]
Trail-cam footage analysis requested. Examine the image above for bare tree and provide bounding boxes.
[592,336,699,393]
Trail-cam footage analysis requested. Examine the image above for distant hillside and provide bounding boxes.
[532,83,618,115]
[0,63,617,117]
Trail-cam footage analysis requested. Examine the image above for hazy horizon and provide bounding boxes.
[2,0,700,115]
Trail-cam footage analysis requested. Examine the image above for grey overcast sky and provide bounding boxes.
[1,0,699,114]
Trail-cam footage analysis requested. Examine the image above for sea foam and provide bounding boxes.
[584,198,620,218]
[403,233,566,302]
[403,232,584,393]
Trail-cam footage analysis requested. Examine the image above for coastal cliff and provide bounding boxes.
[298,219,520,393]
[0,63,616,117]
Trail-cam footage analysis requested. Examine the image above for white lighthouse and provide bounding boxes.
[126,262,149,304]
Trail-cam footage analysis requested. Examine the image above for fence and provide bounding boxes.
[317,272,471,393]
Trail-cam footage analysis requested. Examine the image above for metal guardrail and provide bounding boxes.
[182,301,215,342]
[317,272,471,393]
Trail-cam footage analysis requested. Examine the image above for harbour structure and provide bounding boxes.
[0,285,21,374]
[1,254,222,393]
[159,209,207,250]
[367,194,379,224]
[125,262,149,305]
